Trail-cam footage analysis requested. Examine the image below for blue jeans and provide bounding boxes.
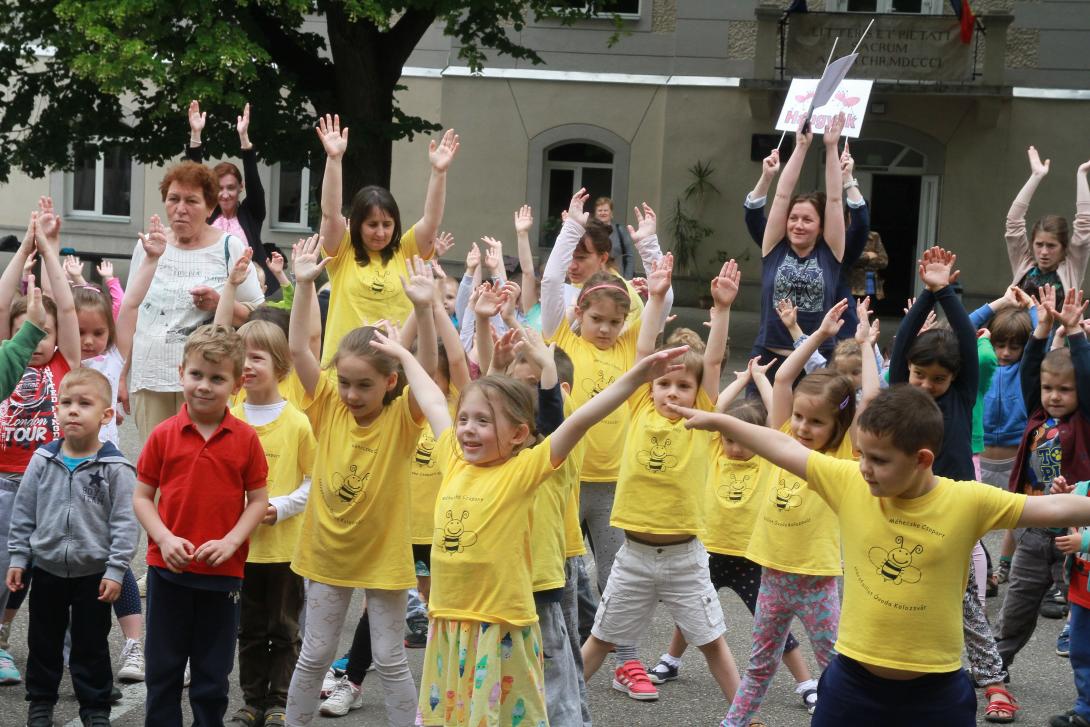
[1070,601,1090,718]
[810,655,975,727]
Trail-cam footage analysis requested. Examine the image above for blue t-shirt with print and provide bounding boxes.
[756,240,842,353]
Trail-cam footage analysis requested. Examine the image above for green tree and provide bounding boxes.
[0,1,613,200]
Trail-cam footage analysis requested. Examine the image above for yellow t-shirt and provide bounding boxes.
[611,386,713,535]
[745,423,856,576]
[291,375,424,589]
[409,387,458,545]
[321,226,423,365]
[563,481,586,558]
[230,402,316,563]
[547,318,640,482]
[429,429,559,625]
[701,447,763,557]
[805,452,1026,672]
[531,397,584,592]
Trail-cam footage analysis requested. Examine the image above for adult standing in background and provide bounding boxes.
[595,197,636,278]
[185,100,278,297]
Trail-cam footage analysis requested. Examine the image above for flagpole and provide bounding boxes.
[850,18,875,55]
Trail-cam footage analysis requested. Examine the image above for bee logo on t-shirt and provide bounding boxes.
[770,477,802,511]
[368,268,391,294]
[581,371,616,399]
[637,436,678,473]
[718,472,752,505]
[414,435,436,468]
[333,465,369,503]
[438,510,478,554]
[868,536,923,585]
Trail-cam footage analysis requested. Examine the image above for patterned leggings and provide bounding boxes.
[964,557,1006,686]
[722,568,839,727]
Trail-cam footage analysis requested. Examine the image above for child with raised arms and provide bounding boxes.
[720,295,879,727]
[580,254,742,705]
[673,382,1090,726]
[415,327,692,726]
[284,235,447,726]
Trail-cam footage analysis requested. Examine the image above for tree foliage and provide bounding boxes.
[0,0,608,194]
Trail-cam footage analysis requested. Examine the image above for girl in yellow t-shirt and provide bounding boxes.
[416,346,692,727]
[540,189,668,643]
[314,113,459,364]
[645,358,820,713]
[284,236,453,726]
[581,255,743,703]
[723,298,881,727]
[225,320,316,727]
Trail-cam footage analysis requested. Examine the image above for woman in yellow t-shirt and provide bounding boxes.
[416,347,691,727]
[722,298,881,727]
[314,114,459,364]
[284,237,452,726]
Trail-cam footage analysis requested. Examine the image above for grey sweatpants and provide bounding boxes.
[996,527,1066,667]
[562,558,592,726]
[537,594,584,727]
[0,477,19,613]
[579,482,624,597]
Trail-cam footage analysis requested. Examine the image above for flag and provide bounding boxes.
[812,53,859,111]
[949,0,975,44]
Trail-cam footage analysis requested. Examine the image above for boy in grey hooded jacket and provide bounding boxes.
[6,368,137,727]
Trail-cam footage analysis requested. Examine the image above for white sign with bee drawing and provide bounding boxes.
[775,78,874,139]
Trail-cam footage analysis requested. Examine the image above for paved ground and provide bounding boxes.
[0,308,1080,725]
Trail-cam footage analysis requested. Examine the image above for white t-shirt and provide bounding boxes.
[82,346,125,446]
[126,233,264,392]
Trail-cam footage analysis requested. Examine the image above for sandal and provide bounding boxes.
[262,707,286,727]
[984,686,1020,723]
[226,705,262,727]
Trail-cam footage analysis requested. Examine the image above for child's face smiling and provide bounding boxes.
[1041,370,1078,419]
[336,354,396,426]
[790,393,836,452]
[908,362,954,399]
[455,389,527,466]
[179,353,239,422]
[242,345,279,396]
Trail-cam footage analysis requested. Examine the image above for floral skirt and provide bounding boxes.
[416,617,547,727]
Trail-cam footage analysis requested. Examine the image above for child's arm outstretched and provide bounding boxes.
[821,113,847,262]
[0,212,39,340]
[715,359,755,411]
[627,204,673,325]
[636,253,674,362]
[856,298,881,412]
[1051,288,1090,418]
[431,263,471,390]
[401,256,439,388]
[289,235,331,396]
[1071,159,1090,286]
[35,199,80,368]
[368,329,452,438]
[316,115,349,258]
[514,206,539,312]
[920,246,978,404]
[889,252,947,385]
[549,346,691,467]
[762,117,811,256]
[541,189,590,338]
[412,129,459,257]
[117,216,168,362]
[671,405,811,479]
[1021,284,1055,414]
[1004,146,1049,276]
[770,298,850,428]
[214,248,253,327]
[704,259,740,398]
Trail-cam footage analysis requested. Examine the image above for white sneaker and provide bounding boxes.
[320,668,340,698]
[182,660,191,688]
[117,639,145,682]
[320,675,363,717]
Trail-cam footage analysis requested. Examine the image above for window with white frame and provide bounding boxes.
[834,0,943,13]
[554,0,640,18]
[543,142,614,245]
[69,147,132,218]
[272,162,313,229]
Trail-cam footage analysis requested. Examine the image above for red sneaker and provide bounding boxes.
[612,659,659,701]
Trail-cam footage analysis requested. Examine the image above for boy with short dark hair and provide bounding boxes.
[6,368,137,727]
[133,324,269,726]
[671,383,1090,726]
[996,286,1090,682]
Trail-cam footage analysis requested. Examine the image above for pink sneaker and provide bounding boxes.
[612,660,659,701]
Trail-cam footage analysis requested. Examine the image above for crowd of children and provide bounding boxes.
[3,109,1090,727]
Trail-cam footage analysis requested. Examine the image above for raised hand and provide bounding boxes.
[267,250,285,275]
[138,215,168,259]
[634,345,690,382]
[227,247,253,287]
[854,296,873,343]
[627,203,657,244]
[1027,145,1050,178]
[795,115,813,149]
[432,231,454,258]
[514,205,534,235]
[710,259,740,309]
[1080,159,1090,176]
[292,234,330,283]
[646,252,674,299]
[188,100,206,136]
[567,188,590,227]
[818,298,850,339]
[630,277,648,299]
[775,298,798,329]
[840,141,854,181]
[481,236,503,275]
[1033,283,1057,330]
[21,251,36,278]
[465,243,481,275]
[514,325,551,370]
[24,275,47,331]
[429,128,460,173]
[401,255,436,307]
[824,112,846,147]
[490,328,520,374]
[1055,288,1088,331]
[96,260,114,282]
[763,149,781,178]
[918,245,960,292]
[35,196,61,248]
[237,102,252,149]
[499,280,521,323]
[473,281,506,318]
[63,255,85,284]
[750,356,776,380]
[316,114,348,160]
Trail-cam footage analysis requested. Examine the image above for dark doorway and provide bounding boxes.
[868,174,921,317]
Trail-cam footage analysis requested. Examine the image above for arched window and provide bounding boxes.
[544,142,615,228]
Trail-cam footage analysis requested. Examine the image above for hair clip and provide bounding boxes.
[839,395,851,410]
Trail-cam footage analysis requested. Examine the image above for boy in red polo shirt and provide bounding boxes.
[133,324,268,727]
